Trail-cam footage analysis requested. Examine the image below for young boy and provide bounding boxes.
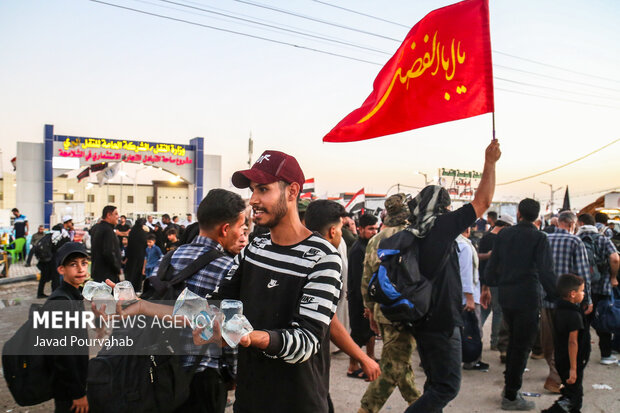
[47,242,90,413]
[164,228,181,252]
[542,274,591,413]
[144,233,163,277]
[120,236,129,271]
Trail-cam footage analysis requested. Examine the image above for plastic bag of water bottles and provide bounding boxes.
[82,280,113,301]
[82,281,116,314]
[220,299,243,322]
[113,280,137,301]
[92,289,116,315]
[173,288,208,328]
[222,314,253,348]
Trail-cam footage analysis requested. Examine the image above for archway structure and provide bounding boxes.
[17,124,210,228]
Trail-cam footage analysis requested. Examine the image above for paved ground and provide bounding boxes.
[328,335,619,413]
[0,281,618,412]
[0,260,39,280]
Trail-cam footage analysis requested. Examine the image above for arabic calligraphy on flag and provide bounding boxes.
[324,0,494,143]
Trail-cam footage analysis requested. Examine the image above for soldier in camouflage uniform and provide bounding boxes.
[358,194,420,413]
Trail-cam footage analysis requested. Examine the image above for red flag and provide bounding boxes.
[324,0,493,143]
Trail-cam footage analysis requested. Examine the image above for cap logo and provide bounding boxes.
[256,154,271,164]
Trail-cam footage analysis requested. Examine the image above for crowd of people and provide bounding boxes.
[8,141,620,413]
[29,209,196,298]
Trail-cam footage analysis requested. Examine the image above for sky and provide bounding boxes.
[1,0,619,209]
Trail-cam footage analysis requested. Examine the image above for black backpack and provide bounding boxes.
[87,350,199,413]
[2,304,55,406]
[141,249,224,300]
[33,232,71,264]
[368,229,433,330]
[580,232,607,285]
[87,249,224,413]
[32,233,54,263]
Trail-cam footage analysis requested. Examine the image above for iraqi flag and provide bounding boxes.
[301,178,315,199]
[345,188,365,213]
[303,178,315,192]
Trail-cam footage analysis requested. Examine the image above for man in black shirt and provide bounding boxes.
[115,215,131,243]
[161,213,179,233]
[484,198,557,411]
[479,215,513,351]
[347,213,378,377]
[90,205,122,283]
[405,140,501,413]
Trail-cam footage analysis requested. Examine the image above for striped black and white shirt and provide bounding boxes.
[218,232,342,413]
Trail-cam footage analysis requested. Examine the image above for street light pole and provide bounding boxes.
[120,162,123,214]
[416,171,430,186]
[386,183,399,196]
[540,182,564,213]
[133,164,152,218]
[85,183,93,224]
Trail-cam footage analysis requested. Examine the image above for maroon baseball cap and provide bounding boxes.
[232,150,305,189]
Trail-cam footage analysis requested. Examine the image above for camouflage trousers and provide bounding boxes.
[360,324,420,413]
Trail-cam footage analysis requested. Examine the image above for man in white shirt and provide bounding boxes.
[457,227,489,371]
[146,215,156,231]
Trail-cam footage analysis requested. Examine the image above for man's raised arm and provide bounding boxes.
[471,140,501,218]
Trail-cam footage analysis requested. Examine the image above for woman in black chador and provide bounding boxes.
[124,218,147,292]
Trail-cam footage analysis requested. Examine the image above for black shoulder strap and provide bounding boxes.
[436,242,455,275]
[155,250,175,280]
[167,249,225,287]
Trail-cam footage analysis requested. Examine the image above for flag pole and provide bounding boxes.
[492,112,496,141]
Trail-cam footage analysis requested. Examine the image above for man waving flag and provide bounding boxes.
[323,0,494,143]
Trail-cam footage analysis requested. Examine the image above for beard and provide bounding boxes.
[255,190,288,229]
